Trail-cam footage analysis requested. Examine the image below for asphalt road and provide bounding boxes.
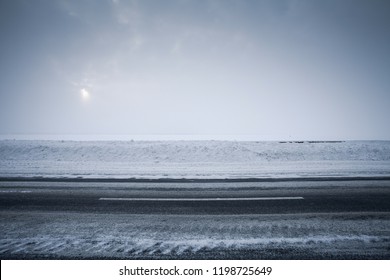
[0,179,390,215]
[1,178,390,260]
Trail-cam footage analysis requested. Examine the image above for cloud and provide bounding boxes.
[1,0,389,138]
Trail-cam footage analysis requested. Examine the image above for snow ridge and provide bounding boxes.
[1,140,389,179]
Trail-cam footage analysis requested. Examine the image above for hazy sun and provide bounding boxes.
[80,88,90,100]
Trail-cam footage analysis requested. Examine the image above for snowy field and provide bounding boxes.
[1,140,389,179]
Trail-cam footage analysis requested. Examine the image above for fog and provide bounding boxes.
[1,0,389,140]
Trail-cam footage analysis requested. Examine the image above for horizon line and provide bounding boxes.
[0,134,388,142]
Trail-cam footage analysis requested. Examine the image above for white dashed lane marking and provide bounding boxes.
[99,197,304,201]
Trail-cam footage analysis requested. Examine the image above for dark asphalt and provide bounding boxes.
[1,179,389,215]
[1,178,390,260]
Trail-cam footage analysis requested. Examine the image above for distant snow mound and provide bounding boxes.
[0,140,389,179]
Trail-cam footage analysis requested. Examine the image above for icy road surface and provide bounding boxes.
[0,179,389,259]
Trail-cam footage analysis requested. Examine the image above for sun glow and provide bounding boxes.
[80,88,90,100]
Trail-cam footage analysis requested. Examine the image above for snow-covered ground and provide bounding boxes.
[0,140,390,179]
[1,211,389,259]
[1,140,389,179]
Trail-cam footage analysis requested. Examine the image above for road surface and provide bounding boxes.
[0,178,389,259]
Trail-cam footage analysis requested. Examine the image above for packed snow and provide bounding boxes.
[1,212,389,259]
[0,140,389,179]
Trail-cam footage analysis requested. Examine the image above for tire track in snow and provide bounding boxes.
[1,235,389,258]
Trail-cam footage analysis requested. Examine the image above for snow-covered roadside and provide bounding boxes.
[1,211,389,259]
[1,140,389,179]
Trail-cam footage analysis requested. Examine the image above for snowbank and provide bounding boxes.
[0,140,389,179]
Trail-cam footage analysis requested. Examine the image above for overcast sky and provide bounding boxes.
[1,0,389,140]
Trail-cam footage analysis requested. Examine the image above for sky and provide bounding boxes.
[0,0,389,140]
